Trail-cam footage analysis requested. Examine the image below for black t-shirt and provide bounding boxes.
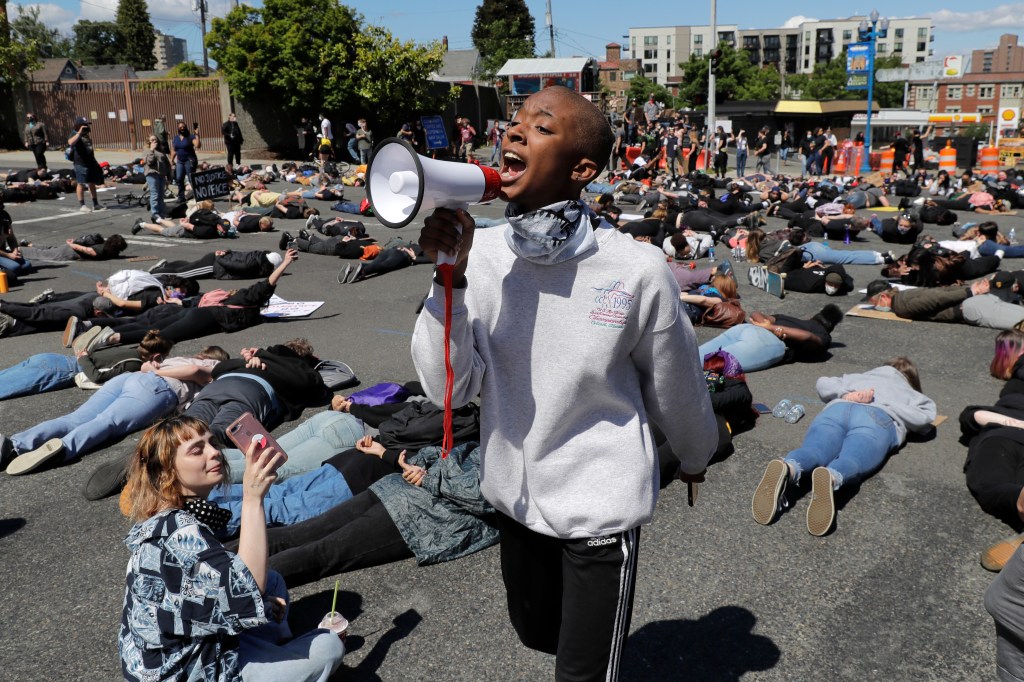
[773,313,831,356]
[236,214,263,233]
[129,287,165,311]
[620,218,664,240]
[72,135,97,166]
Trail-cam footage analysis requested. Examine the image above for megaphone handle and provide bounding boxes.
[436,203,467,266]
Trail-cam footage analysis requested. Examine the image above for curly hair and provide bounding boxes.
[120,416,227,521]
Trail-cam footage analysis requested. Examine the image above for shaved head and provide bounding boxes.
[531,86,614,175]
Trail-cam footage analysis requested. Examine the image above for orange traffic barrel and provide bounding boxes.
[833,142,850,173]
[848,144,865,174]
[696,150,708,170]
[624,145,641,168]
[880,148,895,175]
[939,140,957,174]
[980,144,999,174]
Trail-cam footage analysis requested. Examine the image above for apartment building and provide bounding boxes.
[153,30,188,71]
[627,16,934,85]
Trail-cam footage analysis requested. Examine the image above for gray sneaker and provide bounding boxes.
[147,258,168,274]
[28,288,54,305]
[62,315,81,348]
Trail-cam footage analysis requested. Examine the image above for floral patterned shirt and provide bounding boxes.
[119,509,266,681]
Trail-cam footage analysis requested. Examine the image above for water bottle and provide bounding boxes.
[784,404,806,424]
[844,225,851,245]
[772,399,793,418]
[732,245,745,259]
[1011,228,1017,245]
[823,234,829,248]
[708,245,715,263]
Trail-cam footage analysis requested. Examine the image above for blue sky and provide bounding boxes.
[18,0,1024,65]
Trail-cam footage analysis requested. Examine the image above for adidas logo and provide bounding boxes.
[587,537,618,547]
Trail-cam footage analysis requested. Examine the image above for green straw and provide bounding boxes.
[330,579,339,615]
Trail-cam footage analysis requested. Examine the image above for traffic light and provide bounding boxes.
[710,49,723,74]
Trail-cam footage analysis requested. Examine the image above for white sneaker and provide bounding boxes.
[997,250,1007,259]
[78,204,91,213]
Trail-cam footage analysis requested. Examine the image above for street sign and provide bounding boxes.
[420,115,449,151]
[846,43,873,91]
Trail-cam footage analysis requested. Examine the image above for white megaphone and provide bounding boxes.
[366,137,502,264]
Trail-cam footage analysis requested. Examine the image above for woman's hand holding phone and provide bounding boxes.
[242,440,282,500]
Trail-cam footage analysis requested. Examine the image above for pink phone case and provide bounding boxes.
[226,412,288,463]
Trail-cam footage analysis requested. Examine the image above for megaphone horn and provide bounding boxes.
[366,137,502,230]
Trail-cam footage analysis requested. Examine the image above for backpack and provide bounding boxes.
[314,360,358,390]
[348,382,409,406]
[764,245,804,273]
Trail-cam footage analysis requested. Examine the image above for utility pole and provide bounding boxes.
[706,0,716,162]
[545,0,555,58]
[196,0,209,75]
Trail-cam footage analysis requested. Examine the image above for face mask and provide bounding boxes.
[504,200,595,265]
[824,284,839,296]
[874,305,892,312]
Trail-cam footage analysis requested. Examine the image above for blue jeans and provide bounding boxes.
[698,324,787,372]
[735,150,747,178]
[801,241,879,265]
[979,241,1024,258]
[805,151,820,176]
[0,353,79,400]
[12,372,177,460]
[0,255,32,278]
[222,411,366,483]
[145,174,166,219]
[175,157,195,198]
[784,402,899,488]
[347,138,360,163]
[210,465,353,537]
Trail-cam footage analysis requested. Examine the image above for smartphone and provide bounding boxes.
[753,403,772,415]
[226,412,288,464]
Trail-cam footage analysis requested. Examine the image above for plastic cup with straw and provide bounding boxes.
[318,579,349,639]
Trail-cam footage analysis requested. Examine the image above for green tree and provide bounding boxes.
[207,0,360,113]
[11,5,72,59]
[71,20,121,65]
[471,0,535,82]
[677,42,781,107]
[0,0,40,86]
[626,74,676,108]
[325,25,449,114]
[116,0,156,70]
[787,51,904,106]
[166,60,204,78]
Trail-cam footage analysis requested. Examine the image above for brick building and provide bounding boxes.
[908,34,1024,126]
[598,43,640,108]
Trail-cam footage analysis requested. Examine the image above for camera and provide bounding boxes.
[193,122,200,131]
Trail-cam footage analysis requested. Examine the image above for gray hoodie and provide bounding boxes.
[411,221,716,539]
[815,365,937,444]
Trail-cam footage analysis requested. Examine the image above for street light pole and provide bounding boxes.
[707,0,716,164]
[859,10,889,174]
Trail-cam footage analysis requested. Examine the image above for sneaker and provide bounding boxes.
[92,204,106,212]
[18,239,28,247]
[78,204,91,213]
[347,262,364,284]
[752,459,789,526]
[997,250,1007,260]
[305,214,318,231]
[337,264,351,284]
[84,326,116,352]
[147,258,168,274]
[981,533,1024,572]
[28,288,54,305]
[62,315,81,348]
[883,250,897,265]
[278,231,294,251]
[83,456,129,500]
[6,438,64,475]
[298,229,311,242]
[806,467,836,536]
[131,218,144,235]
[71,325,106,354]
[0,312,15,338]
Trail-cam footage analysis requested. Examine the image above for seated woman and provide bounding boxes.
[118,416,344,681]
[2,346,226,475]
[961,330,1024,571]
[752,358,936,536]
[257,441,498,588]
[697,304,843,372]
[0,218,33,285]
[0,330,172,401]
[19,234,127,262]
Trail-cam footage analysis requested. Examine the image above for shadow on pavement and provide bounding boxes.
[0,517,27,541]
[621,605,780,680]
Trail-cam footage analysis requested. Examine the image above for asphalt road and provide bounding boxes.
[0,154,1013,681]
